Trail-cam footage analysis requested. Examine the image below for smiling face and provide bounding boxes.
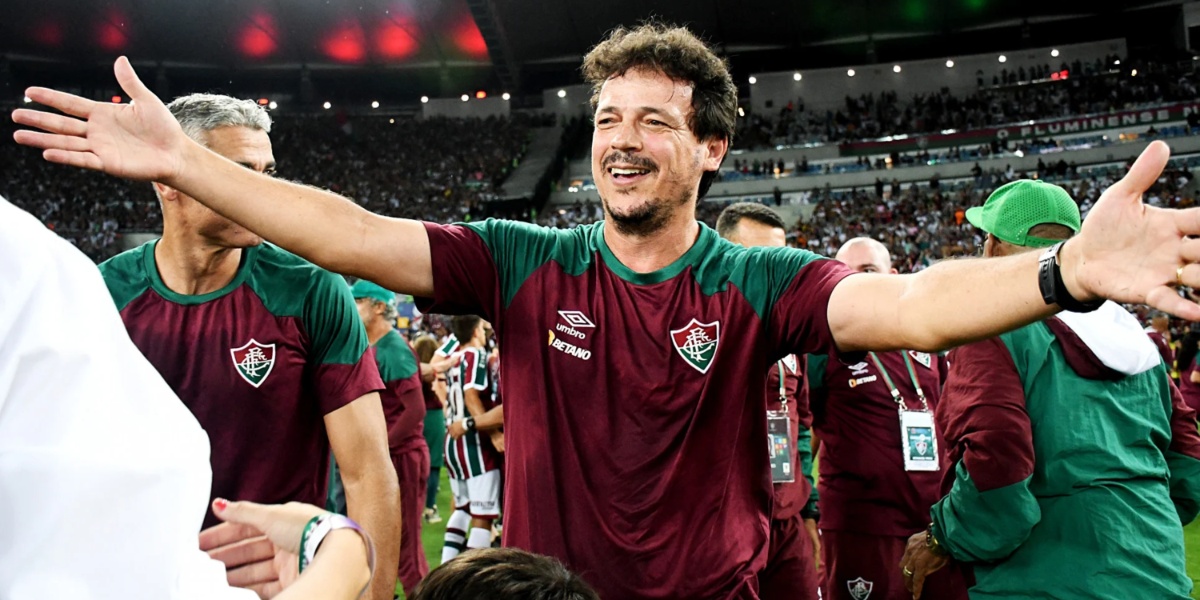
[591,68,727,237]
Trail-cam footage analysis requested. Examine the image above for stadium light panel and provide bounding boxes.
[421,96,429,103]
[737,107,745,117]
[557,89,567,98]
[847,69,856,77]
[268,101,277,110]
[111,95,122,103]
[748,76,757,84]
[461,94,469,102]
[893,65,902,73]
[793,72,802,81]
[1131,69,1138,77]
[998,55,1007,63]
[476,91,487,99]
[1051,49,1060,57]
[946,60,954,68]
[323,101,331,110]
[23,96,31,104]
[1114,59,1121,65]
[371,100,380,108]
[257,98,268,106]
[502,93,511,101]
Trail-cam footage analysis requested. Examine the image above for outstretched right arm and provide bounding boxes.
[11,57,432,296]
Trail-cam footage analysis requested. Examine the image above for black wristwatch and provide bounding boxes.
[1038,241,1104,313]
[463,416,476,432]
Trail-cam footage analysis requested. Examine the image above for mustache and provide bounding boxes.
[602,152,657,171]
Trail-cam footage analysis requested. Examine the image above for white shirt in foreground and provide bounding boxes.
[0,197,254,600]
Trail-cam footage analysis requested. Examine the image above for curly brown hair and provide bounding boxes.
[582,22,736,199]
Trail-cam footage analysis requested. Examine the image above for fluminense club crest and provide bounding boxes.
[847,577,874,600]
[230,339,276,388]
[909,350,933,369]
[670,319,720,374]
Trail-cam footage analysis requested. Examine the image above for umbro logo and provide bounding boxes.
[558,310,595,328]
[849,361,870,376]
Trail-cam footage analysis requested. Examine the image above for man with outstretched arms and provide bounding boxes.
[92,94,399,600]
[16,23,1200,600]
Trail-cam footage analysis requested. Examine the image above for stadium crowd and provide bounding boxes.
[736,55,1198,149]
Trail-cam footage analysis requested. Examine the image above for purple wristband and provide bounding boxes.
[299,513,376,594]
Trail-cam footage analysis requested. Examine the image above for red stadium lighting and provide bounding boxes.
[322,20,367,63]
[450,14,489,59]
[237,11,279,59]
[257,98,269,106]
[376,18,419,60]
[96,8,130,52]
[111,95,122,103]
[475,91,486,99]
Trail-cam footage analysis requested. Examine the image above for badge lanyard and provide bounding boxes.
[868,352,940,472]
[767,358,795,483]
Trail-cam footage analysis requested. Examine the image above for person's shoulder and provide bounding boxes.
[247,243,348,306]
[98,242,155,310]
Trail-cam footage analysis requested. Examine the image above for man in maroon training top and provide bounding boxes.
[808,237,967,600]
[1146,311,1176,370]
[96,94,400,600]
[18,23,1200,600]
[718,202,820,600]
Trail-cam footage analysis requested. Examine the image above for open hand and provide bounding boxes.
[12,57,188,183]
[1067,141,1200,319]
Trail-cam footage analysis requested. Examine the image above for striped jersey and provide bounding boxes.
[444,346,501,479]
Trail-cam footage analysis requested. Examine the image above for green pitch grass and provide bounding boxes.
[406,469,1200,598]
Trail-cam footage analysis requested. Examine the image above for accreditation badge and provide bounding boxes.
[767,411,795,483]
[900,410,939,472]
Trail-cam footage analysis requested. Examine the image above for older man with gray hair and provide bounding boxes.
[96,94,400,600]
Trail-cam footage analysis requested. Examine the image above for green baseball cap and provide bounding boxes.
[349,279,396,305]
[965,180,1081,248]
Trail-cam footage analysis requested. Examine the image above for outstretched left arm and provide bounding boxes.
[830,141,1200,353]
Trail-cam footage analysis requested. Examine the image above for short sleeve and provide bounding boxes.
[302,271,384,415]
[416,223,502,321]
[766,258,854,358]
[416,220,566,325]
[462,348,489,391]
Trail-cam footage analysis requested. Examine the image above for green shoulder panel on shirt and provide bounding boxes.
[245,243,370,366]
[701,237,830,322]
[375,329,419,383]
[98,242,154,311]
[462,219,596,309]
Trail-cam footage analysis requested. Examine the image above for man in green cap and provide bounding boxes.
[900,180,1200,599]
[348,279,431,596]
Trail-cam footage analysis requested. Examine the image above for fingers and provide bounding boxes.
[214,499,273,534]
[13,131,91,153]
[226,557,281,587]
[114,56,157,103]
[24,87,97,119]
[1181,238,1200,263]
[1147,286,1200,321]
[200,521,264,551]
[1111,140,1170,198]
[43,149,105,171]
[11,109,88,137]
[912,569,927,599]
[207,535,275,569]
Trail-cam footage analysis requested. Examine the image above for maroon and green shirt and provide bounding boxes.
[100,241,383,529]
[808,350,948,537]
[374,329,426,455]
[418,219,851,600]
[445,345,502,480]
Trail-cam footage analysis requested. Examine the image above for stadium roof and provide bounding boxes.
[0,0,1189,104]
